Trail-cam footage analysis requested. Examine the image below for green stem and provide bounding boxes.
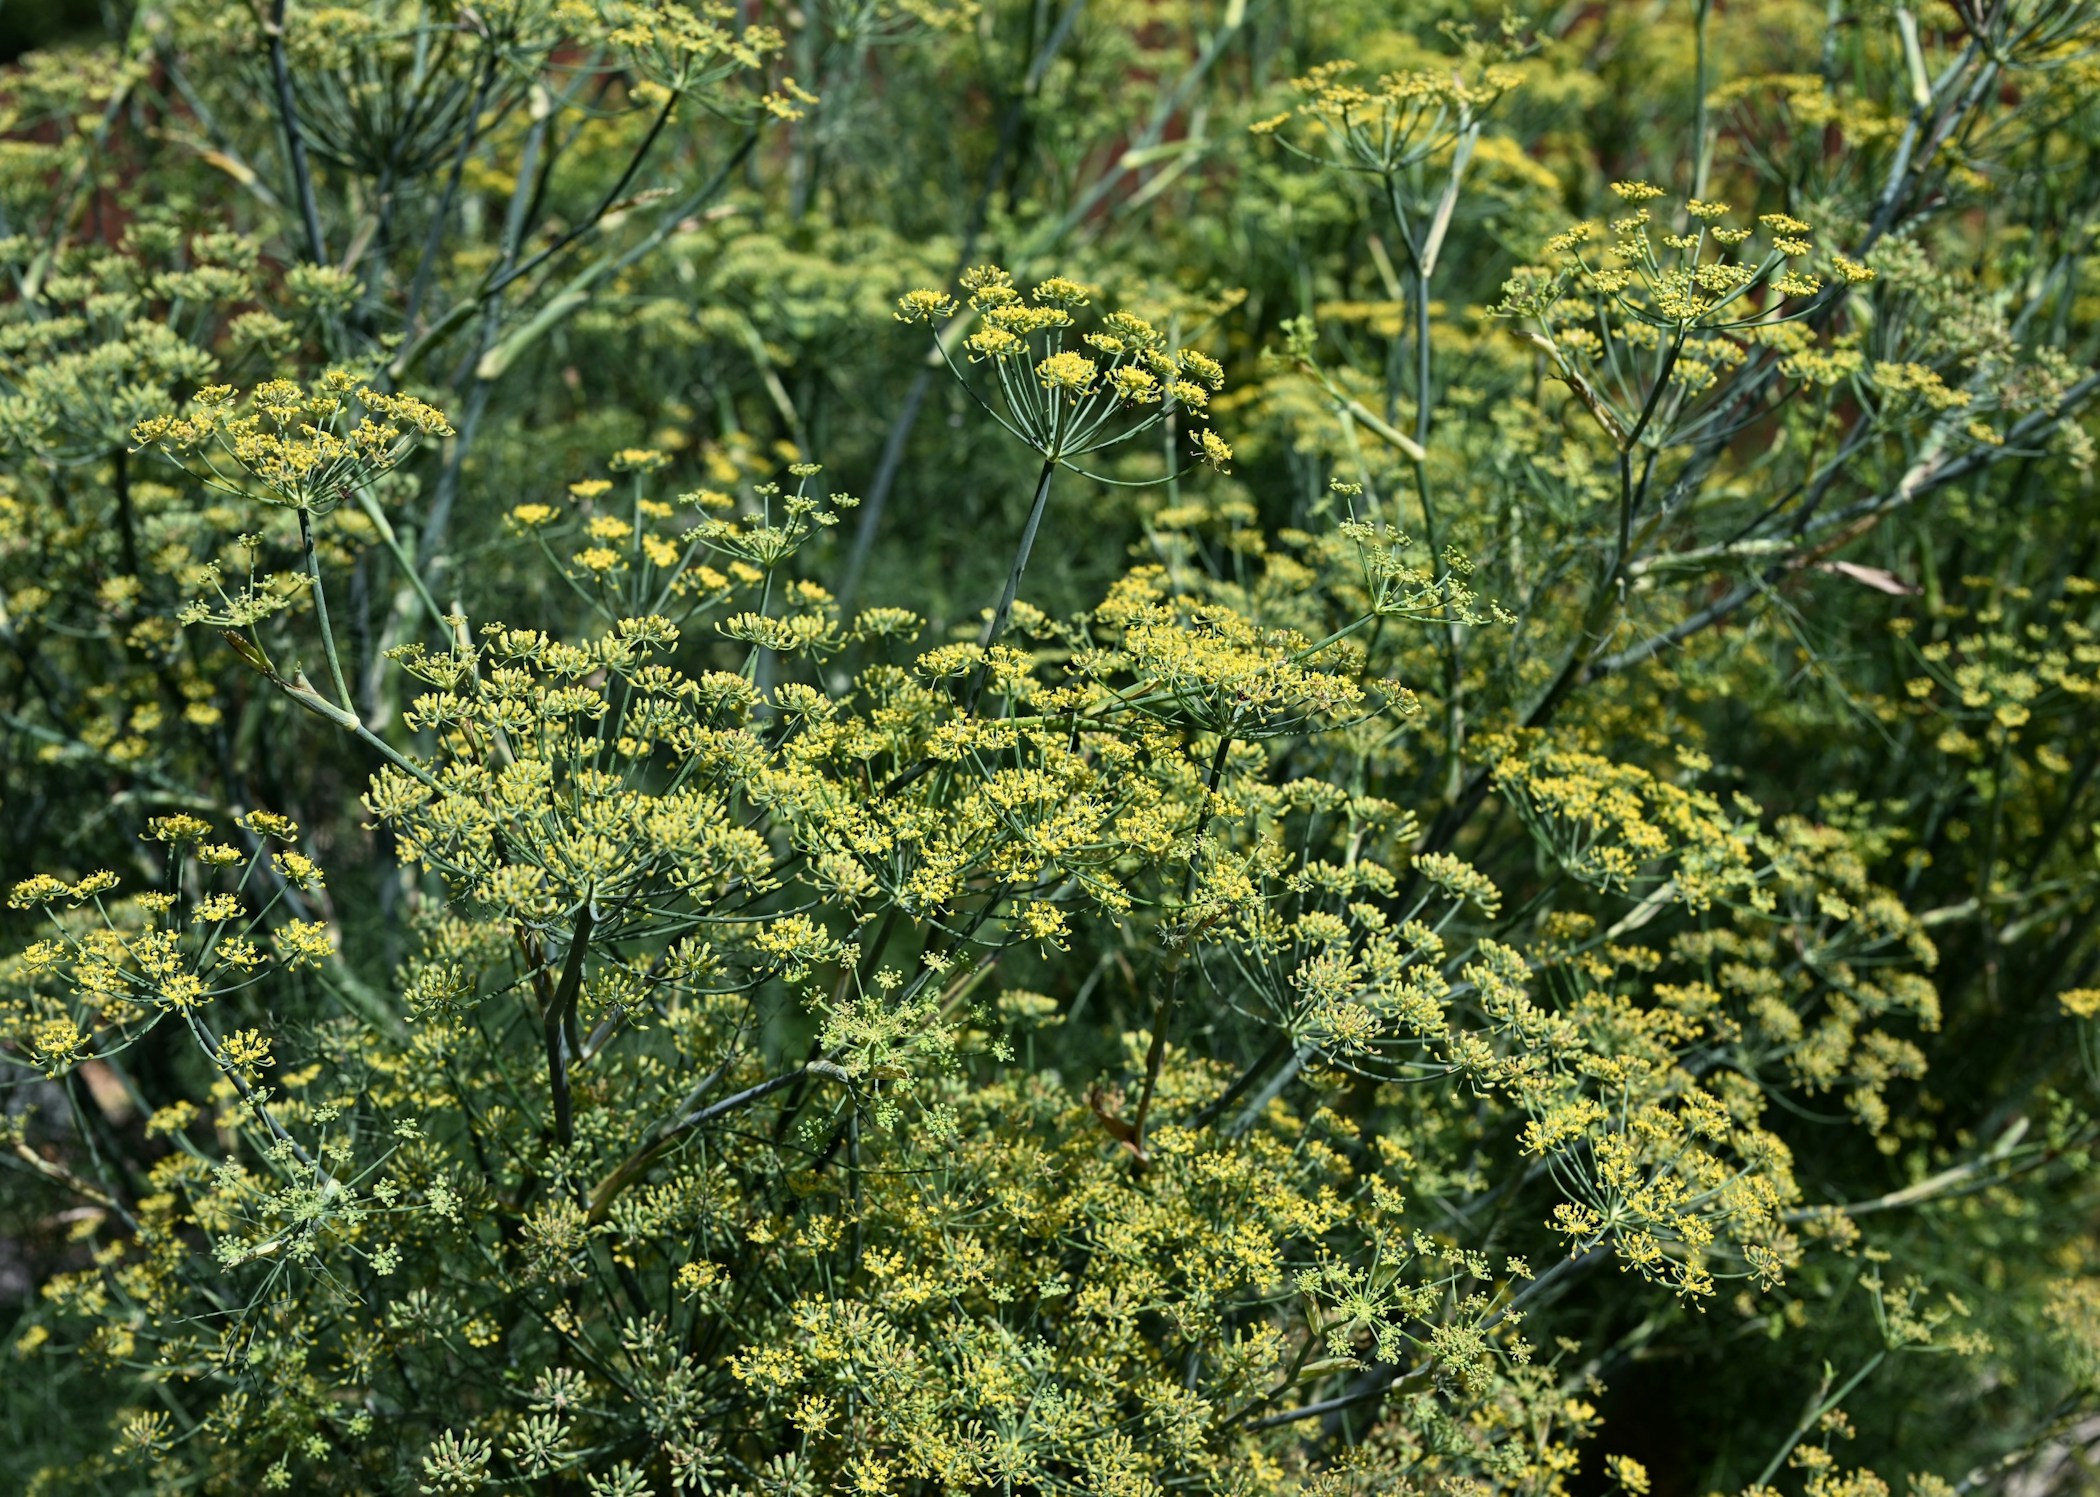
[542,903,595,1151]
[1692,0,1714,200]
[1754,1350,1888,1488]
[1408,263,1465,805]
[353,489,448,635]
[300,507,354,713]
[965,456,1058,715]
[113,447,139,579]
[266,0,327,265]
[1129,727,1236,1160]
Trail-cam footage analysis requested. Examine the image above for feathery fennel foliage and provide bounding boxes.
[3,2,2100,1493]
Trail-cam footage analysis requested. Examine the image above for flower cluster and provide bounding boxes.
[132,371,452,514]
[4,1,2100,1492]
[897,265,1232,472]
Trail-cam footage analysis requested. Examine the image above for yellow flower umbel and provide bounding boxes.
[892,267,1234,704]
[133,372,457,776]
[1251,54,1519,175]
[131,369,453,515]
[893,265,1228,472]
[1491,190,1870,450]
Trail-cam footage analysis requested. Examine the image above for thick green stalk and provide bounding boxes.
[964,456,1058,715]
